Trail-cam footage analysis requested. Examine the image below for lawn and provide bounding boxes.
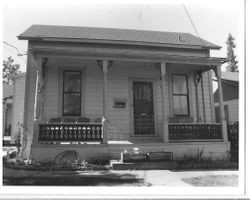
[182,174,238,186]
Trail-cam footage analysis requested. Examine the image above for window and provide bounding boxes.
[63,71,81,116]
[172,75,189,115]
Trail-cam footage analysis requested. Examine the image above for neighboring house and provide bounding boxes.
[18,25,229,162]
[3,84,13,145]
[214,71,239,124]
[2,73,26,145]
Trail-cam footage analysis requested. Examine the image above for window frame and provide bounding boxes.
[62,70,82,116]
[172,74,190,116]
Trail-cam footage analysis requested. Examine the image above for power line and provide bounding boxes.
[3,41,27,54]
[3,45,27,62]
[182,4,204,46]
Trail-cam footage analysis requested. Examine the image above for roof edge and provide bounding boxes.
[18,35,221,50]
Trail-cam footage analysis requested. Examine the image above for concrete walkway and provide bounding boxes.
[3,167,239,186]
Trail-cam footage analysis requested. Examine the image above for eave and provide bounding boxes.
[18,36,221,50]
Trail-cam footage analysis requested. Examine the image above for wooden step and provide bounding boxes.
[110,160,177,170]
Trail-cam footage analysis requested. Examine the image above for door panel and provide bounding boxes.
[133,81,154,135]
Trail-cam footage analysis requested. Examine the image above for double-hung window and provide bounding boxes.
[172,74,189,115]
[63,71,81,116]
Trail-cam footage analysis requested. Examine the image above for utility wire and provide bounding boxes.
[182,4,204,46]
[3,41,27,54]
[3,45,27,62]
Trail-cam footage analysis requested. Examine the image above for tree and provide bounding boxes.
[3,56,21,84]
[226,33,238,72]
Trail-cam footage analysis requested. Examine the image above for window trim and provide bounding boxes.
[172,74,190,116]
[62,70,82,116]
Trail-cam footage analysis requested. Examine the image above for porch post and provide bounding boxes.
[216,65,228,142]
[32,56,43,146]
[102,60,109,144]
[160,62,169,142]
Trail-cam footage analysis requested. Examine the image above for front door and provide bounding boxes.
[133,81,154,135]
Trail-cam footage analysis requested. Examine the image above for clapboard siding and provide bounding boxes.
[43,60,167,138]
[44,65,59,120]
[202,72,212,123]
[11,75,25,143]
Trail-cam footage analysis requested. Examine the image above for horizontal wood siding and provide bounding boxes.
[202,72,212,123]
[43,60,166,139]
[45,65,59,120]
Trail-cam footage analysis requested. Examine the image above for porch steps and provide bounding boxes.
[110,160,177,170]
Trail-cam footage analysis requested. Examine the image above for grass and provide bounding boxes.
[182,175,238,186]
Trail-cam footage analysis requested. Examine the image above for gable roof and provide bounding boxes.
[18,25,220,49]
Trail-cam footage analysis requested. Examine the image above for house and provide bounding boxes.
[2,73,26,145]
[214,71,239,124]
[18,25,229,162]
[3,84,13,145]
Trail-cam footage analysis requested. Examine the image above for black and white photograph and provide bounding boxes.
[1,0,249,199]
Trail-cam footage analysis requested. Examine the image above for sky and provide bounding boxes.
[2,0,242,72]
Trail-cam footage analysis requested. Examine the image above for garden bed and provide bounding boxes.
[3,159,111,171]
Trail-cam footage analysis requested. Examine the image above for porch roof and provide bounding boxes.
[18,25,221,50]
[31,44,227,67]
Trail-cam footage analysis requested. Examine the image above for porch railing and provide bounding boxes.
[39,123,103,143]
[169,123,222,141]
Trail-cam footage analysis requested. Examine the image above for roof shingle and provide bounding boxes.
[18,24,220,49]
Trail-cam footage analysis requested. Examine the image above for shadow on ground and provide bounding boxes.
[3,171,148,186]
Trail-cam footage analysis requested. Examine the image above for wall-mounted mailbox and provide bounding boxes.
[113,98,127,108]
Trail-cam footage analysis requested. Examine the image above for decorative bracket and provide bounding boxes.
[97,60,113,70]
[210,65,218,78]
[194,71,202,85]
[42,58,48,79]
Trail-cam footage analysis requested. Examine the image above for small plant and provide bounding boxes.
[197,147,204,161]
[14,122,23,160]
